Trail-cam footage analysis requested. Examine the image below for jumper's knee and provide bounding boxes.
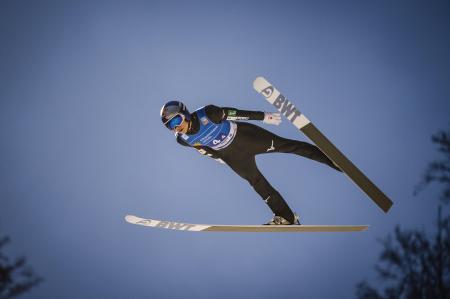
[249,175,276,198]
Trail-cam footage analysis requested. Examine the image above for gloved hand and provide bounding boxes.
[214,158,226,164]
[263,112,282,125]
[196,148,226,164]
[196,148,208,155]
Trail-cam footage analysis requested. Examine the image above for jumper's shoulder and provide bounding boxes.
[175,133,190,146]
[204,105,225,123]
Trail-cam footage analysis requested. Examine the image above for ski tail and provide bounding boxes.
[301,122,393,212]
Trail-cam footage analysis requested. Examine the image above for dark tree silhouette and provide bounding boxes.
[0,235,42,299]
[355,129,450,299]
[414,130,450,203]
[356,209,449,299]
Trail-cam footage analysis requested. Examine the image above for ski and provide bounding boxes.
[253,76,393,213]
[125,215,368,232]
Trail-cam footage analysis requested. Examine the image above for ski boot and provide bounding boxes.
[264,213,300,225]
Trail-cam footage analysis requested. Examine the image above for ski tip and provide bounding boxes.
[124,214,138,223]
[253,76,268,91]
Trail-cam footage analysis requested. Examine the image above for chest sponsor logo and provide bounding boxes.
[200,126,218,143]
[201,117,209,125]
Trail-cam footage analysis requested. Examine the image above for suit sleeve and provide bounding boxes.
[204,105,265,123]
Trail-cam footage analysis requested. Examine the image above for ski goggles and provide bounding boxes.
[165,114,185,130]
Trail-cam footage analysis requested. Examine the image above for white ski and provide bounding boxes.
[253,76,393,213]
[125,215,368,232]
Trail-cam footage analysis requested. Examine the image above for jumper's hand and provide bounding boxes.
[196,148,208,155]
[263,112,282,125]
[196,148,226,165]
[214,158,226,164]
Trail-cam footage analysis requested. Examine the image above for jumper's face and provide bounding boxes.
[173,118,189,134]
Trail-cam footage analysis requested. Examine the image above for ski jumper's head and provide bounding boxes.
[160,101,191,134]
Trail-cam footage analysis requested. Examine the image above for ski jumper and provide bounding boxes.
[176,105,340,223]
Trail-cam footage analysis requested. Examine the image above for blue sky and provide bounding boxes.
[1,1,449,298]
